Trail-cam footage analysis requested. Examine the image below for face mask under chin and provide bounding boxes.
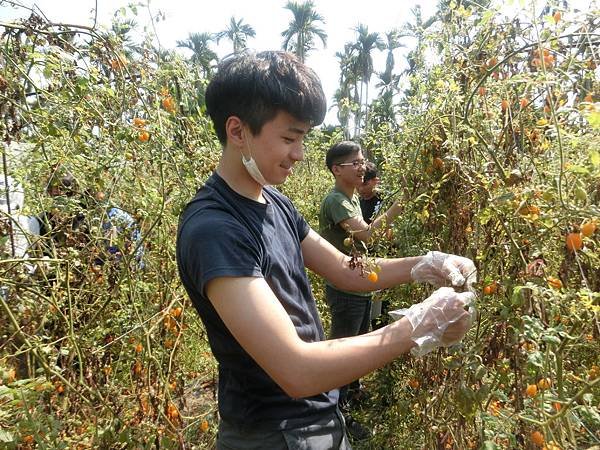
[241,154,269,186]
[241,130,269,186]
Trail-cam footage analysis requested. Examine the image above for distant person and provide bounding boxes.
[0,175,40,260]
[358,161,382,224]
[176,51,476,450]
[37,170,143,269]
[318,141,406,438]
[1,175,40,300]
[357,161,390,330]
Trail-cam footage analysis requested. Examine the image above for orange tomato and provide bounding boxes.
[537,378,551,390]
[565,232,583,252]
[367,271,378,283]
[408,378,420,389]
[171,306,183,318]
[55,383,65,394]
[200,419,209,432]
[553,402,562,411]
[581,220,597,237]
[546,276,562,290]
[525,383,538,397]
[478,86,487,96]
[531,430,545,446]
[133,359,143,376]
[483,281,498,295]
[23,435,34,444]
[583,93,593,103]
[6,367,16,383]
[166,402,179,421]
[162,96,176,112]
[138,130,150,142]
[520,98,529,108]
[433,157,445,170]
[501,99,509,111]
[133,117,146,128]
[553,11,561,24]
[135,343,143,353]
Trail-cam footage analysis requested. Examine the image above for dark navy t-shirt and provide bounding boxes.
[176,172,338,431]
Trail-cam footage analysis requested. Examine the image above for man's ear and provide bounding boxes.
[225,116,245,147]
[331,164,341,177]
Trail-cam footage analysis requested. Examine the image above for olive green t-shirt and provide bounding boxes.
[318,187,370,296]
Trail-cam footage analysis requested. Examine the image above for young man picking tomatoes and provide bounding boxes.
[176,51,476,449]
[318,141,404,438]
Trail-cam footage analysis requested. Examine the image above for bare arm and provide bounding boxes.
[341,200,402,242]
[206,275,416,398]
[301,228,421,292]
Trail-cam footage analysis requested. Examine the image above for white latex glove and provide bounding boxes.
[389,287,475,357]
[411,251,477,289]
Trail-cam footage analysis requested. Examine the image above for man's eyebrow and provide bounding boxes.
[288,126,309,135]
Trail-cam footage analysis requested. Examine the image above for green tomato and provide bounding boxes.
[574,187,587,202]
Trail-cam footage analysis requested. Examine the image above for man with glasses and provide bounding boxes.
[318,141,404,439]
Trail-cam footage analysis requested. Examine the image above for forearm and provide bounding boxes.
[287,317,416,398]
[370,202,401,234]
[353,202,402,242]
[330,255,423,292]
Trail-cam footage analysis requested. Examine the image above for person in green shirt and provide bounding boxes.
[318,141,403,438]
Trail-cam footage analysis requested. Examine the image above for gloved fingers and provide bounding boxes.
[443,256,477,288]
[447,268,466,287]
[440,314,471,346]
[457,290,475,307]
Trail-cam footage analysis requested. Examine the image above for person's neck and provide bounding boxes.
[216,148,265,203]
[334,179,356,199]
[360,190,376,200]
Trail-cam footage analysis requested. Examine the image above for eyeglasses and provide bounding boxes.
[336,159,368,168]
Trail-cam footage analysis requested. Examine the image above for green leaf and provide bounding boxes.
[0,429,14,443]
[586,111,600,130]
[566,165,589,175]
[590,150,600,167]
[481,440,500,450]
[542,335,561,345]
[527,350,544,369]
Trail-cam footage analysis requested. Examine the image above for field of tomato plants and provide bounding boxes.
[1,2,598,449]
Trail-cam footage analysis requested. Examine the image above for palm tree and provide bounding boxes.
[333,44,360,137]
[176,32,218,78]
[352,24,384,134]
[281,1,327,63]
[381,30,405,83]
[215,16,256,54]
[372,30,405,126]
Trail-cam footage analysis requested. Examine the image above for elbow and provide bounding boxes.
[275,370,318,399]
[268,352,320,398]
[280,380,310,399]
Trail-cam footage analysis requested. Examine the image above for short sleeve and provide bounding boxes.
[178,209,263,297]
[327,193,358,225]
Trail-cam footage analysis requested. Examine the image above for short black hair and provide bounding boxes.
[363,161,378,182]
[325,140,361,172]
[205,51,327,145]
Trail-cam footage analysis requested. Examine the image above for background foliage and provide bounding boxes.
[1,1,598,448]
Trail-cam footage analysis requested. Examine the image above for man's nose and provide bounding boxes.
[291,143,304,162]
